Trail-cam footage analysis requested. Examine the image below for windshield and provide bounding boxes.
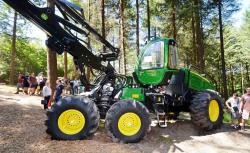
[140,41,165,70]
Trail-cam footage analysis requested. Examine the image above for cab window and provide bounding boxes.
[140,41,164,70]
[168,43,178,69]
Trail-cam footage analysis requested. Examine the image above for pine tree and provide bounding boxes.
[63,51,68,80]
[101,0,106,52]
[47,0,57,95]
[193,0,205,69]
[119,0,126,74]
[136,0,139,56]
[217,0,228,99]
[9,11,17,85]
[146,0,150,41]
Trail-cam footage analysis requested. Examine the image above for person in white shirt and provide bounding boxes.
[42,81,51,110]
[226,93,241,129]
[36,73,45,95]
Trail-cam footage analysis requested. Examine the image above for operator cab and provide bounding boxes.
[134,38,179,85]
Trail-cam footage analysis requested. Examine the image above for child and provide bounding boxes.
[42,81,51,110]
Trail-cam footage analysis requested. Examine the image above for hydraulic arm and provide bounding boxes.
[3,0,120,88]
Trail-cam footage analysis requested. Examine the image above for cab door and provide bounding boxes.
[135,40,166,85]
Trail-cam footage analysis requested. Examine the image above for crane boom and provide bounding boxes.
[3,0,120,88]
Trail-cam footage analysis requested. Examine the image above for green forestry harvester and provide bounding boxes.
[4,0,224,143]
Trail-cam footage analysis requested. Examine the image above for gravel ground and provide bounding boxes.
[0,85,250,153]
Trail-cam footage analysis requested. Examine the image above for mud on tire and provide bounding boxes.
[105,100,150,143]
[190,91,224,130]
[45,96,100,140]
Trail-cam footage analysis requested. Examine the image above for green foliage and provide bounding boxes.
[223,110,232,123]
[0,34,47,83]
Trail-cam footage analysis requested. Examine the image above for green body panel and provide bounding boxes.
[188,71,215,91]
[136,69,177,85]
[182,68,215,91]
[120,87,145,102]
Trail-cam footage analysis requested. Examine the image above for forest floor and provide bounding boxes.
[0,84,250,153]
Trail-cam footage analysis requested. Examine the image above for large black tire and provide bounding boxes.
[45,96,100,140]
[105,100,150,143]
[190,91,223,130]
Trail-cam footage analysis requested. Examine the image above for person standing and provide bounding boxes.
[28,73,38,95]
[14,72,24,94]
[37,73,45,95]
[70,80,74,95]
[53,79,64,103]
[73,78,79,95]
[42,81,51,110]
[64,79,71,95]
[225,93,241,129]
[22,74,29,94]
[240,87,250,131]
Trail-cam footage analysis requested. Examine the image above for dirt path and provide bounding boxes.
[0,85,249,153]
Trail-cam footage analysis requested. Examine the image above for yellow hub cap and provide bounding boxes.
[209,100,220,122]
[118,112,141,136]
[58,109,85,135]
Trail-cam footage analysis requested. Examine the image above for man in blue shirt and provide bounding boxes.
[53,79,64,103]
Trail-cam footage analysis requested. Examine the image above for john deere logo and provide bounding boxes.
[41,13,48,20]
[132,94,139,98]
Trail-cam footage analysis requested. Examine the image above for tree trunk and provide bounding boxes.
[191,11,197,65]
[136,0,140,56]
[217,61,222,93]
[101,0,106,52]
[147,0,150,41]
[200,9,205,68]
[47,49,57,95]
[86,0,92,81]
[230,65,234,94]
[241,63,244,94]
[9,11,18,85]
[118,18,121,73]
[218,0,228,99]
[246,63,250,86]
[172,0,177,40]
[193,0,205,69]
[119,0,126,74]
[63,51,68,80]
[47,0,57,95]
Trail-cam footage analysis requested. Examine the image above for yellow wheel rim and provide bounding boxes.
[208,100,220,122]
[118,112,141,136]
[58,109,85,135]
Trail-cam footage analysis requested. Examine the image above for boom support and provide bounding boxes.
[3,0,119,88]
